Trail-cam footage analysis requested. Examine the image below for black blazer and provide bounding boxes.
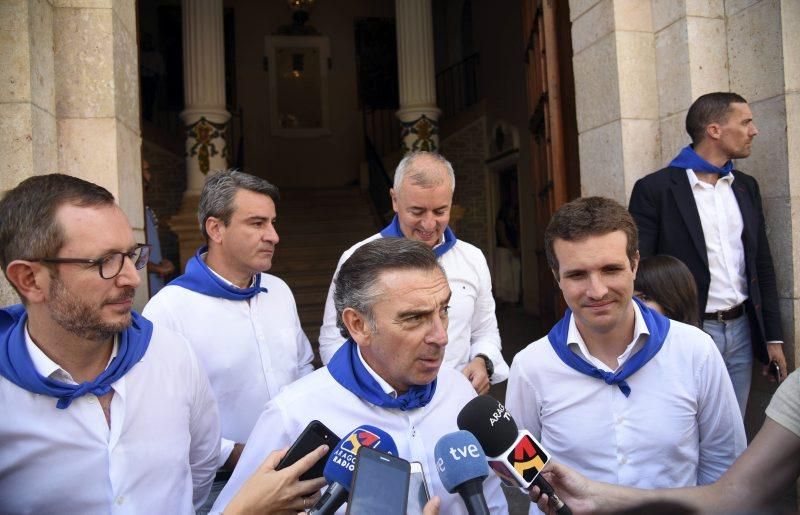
[629,166,783,363]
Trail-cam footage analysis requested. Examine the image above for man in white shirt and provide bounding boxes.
[629,92,788,415]
[506,197,745,507]
[213,238,508,514]
[318,151,508,394]
[0,174,220,513]
[143,170,314,509]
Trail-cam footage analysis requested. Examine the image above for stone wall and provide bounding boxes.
[0,0,146,310]
[441,117,491,255]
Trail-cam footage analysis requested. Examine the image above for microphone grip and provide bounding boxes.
[533,475,572,515]
[307,482,348,515]
[456,478,491,515]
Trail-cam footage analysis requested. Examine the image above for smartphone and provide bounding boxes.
[406,461,431,515]
[275,420,339,481]
[769,360,782,383]
[346,447,410,515]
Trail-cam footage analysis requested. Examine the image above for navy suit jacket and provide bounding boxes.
[629,166,783,364]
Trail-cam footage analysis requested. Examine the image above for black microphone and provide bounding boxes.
[434,430,491,515]
[308,425,398,515]
[457,395,572,515]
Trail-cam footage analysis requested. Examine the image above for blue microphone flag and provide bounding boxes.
[434,430,489,494]
[322,425,399,489]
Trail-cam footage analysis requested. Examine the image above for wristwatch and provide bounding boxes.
[476,354,494,378]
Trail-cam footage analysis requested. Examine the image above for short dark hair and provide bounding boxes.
[544,196,638,273]
[634,255,700,327]
[333,238,445,339]
[0,174,116,290]
[685,92,748,144]
[198,169,280,241]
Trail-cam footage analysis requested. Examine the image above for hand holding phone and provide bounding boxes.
[275,420,339,480]
[346,447,410,515]
[769,360,782,383]
[408,461,431,515]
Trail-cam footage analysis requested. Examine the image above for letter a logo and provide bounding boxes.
[507,434,547,483]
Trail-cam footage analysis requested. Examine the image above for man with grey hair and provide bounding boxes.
[144,169,314,510]
[0,174,219,512]
[212,238,508,514]
[318,151,508,394]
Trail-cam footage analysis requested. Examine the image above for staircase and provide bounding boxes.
[270,187,381,364]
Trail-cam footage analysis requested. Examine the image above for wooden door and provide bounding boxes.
[521,0,579,327]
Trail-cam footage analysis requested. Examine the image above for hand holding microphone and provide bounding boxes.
[457,395,572,515]
[308,425,398,515]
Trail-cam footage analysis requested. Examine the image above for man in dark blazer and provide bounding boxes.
[629,92,787,416]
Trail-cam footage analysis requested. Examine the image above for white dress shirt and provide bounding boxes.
[318,233,509,382]
[211,366,509,514]
[506,301,745,512]
[143,272,314,467]
[687,169,748,311]
[0,323,220,514]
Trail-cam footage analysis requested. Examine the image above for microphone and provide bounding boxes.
[457,395,572,515]
[434,430,491,515]
[308,425,398,515]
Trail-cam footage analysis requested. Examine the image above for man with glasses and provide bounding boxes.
[143,169,314,511]
[0,174,220,513]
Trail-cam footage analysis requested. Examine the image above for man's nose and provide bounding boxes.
[263,223,279,244]
[586,273,608,299]
[420,213,436,231]
[426,314,448,347]
[116,255,142,288]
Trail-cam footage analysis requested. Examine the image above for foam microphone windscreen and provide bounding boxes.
[457,395,519,457]
[434,430,489,493]
[322,424,399,488]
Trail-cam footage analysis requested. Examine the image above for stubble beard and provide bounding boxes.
[49,277,134,342]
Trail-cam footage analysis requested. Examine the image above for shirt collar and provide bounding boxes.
[201,251,257,288]
[25,324,120,383]
[567,300,650,372]
[686,168,734,189]
[356,345,398,398]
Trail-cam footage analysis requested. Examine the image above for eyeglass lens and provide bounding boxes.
[100,246,150,279]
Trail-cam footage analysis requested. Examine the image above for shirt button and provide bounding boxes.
[616,416,624,425]
[618,456,627,465]
[87,395,97,404]
[115,496,124,505]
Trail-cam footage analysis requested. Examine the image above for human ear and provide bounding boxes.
[342,308,372,346]
[5,261,48,304]
[205,217,225,244]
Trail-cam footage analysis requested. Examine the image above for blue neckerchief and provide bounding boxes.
[669,145,734,176]
[379,215,458,258]
[546,298,670,397]
[327,339,437,411]
[168,246,267,300]
[0,304,152,409]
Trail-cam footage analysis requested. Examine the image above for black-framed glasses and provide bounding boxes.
[32,244,151,280]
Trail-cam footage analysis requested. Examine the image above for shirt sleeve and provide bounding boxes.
[766,369,800,438]
[318,256,348,365]
[186,340,222,509]
[287,287,315,377]
[467,252,509,383]
[210,403,293,513]
[505,352,543,440]
[695,340,747,485]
